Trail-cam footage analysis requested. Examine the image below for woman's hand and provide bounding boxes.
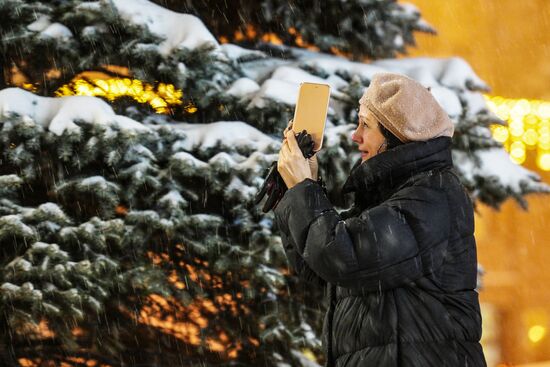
[286,120,320,181]
[280,120,319,187]
[308,154,319,181]
[283,119,293,137]
[278,130,315,189]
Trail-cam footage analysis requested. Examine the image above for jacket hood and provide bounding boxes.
[342,136,453,208]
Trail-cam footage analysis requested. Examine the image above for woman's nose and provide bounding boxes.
[351,129,362,144]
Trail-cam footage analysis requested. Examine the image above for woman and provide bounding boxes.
[274,73,487,367]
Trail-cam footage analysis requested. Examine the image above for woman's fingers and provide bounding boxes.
[277,134,314,189]
[279,138,289,155]
[308,154,319,180]
[277,146,289,174]
[278,141,290,166]
[278,142,293,180]
[283,119,293,138]
[285,130,300,155]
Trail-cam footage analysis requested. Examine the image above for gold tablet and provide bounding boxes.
[292,82,331,152]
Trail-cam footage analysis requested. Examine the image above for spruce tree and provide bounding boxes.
[1,0,548,366]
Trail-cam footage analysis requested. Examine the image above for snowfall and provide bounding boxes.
[1,0,548,366]
[0,0,545,201]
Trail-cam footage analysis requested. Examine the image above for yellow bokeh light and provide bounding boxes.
[538,104,550,119]
[528,325,546,343]
[495,103,511,120]
[56,77,190,115]
[510,141,526,164]
[522,129,538,146]
[510,141,524,149]
[538,126,550,150]
[511,99,531,116]
[186,105,198,114]
[537,153,550,171]
[301,348,318,362]
[510,127,524,138]
[510,155,526,165]
[524,114,539,127]
[486,95,550,170]
[492,126,509,143]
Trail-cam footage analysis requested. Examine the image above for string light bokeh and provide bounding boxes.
[486,95,550,171]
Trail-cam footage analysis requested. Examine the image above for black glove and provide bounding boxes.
[254,130,316,213]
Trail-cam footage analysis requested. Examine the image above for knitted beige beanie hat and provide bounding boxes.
[359,72,454,143]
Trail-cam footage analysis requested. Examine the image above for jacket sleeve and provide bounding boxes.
[279,229,327,288]
[273,179,423,291]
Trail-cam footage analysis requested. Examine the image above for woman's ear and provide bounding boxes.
[376,139,388,154]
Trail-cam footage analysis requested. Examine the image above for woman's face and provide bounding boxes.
[351,105,387,162]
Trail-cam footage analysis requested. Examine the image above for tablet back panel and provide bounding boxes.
[292,82,331,151]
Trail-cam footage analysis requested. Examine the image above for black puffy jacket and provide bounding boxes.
[274,137,487,367]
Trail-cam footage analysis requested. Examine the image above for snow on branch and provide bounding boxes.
[171,121,280,154]
[109,0,219,56]
[0,88,150,136]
